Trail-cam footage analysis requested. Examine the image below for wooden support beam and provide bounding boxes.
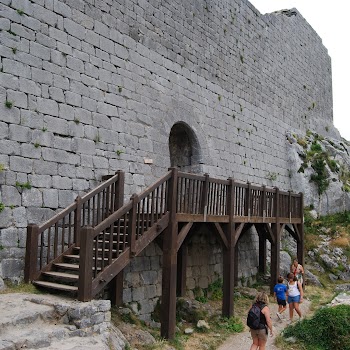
[78,226,94,301]
[233,222,245,246]
[177,222,193,251]
[222,178,235,318]
[24,224,39,283]
[270,187,281,294]
[109,170,125,304]
[297,223,305,268]
[258,233,267,274]
[161,168,178,340]
[211,222,229,249]
[177,243,188,297]
[110,270,124,306]
[285,224,299,241]
[234,247,239,287]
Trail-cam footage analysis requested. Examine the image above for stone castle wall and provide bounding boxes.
[0,0,335,318]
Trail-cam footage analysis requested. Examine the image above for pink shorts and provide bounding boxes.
[250,328,267,341]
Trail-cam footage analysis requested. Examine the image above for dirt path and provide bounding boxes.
[218,299,311,350]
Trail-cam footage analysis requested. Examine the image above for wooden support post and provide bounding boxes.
[270,187,281,294]
[110,170,125,306]
[177,243,188,297]
[24,224,39,283]
[111,270,124,306]
[298,192,305,267]
[233,245,239,287]
[78,226,94,302]
[222,178,235,318]
[161,167,178,340]
[297,224,305,267]
[258,232,267,274]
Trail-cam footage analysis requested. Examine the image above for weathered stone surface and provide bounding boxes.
[304,270,322,287]
[0,276,5,291]
[0,0,347,324]
[0,293,127,350]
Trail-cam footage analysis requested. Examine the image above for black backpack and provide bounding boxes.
[247,303,264,329]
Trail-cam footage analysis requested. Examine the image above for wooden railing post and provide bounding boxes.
[116,170,125,210]
[78,226,94,301]
[201,173,209,219]
[24,224,39,283]
[74,196,82,246]
[261,185,266,221]
[288,190,292,222]
[129,193,138,256]
[299,192,304,221]
[161,167,178,339]
[245,182,251,219]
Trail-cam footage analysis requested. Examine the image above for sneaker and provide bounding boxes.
[276,312,282,320]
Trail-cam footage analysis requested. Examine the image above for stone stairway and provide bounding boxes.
[0,293,127,350]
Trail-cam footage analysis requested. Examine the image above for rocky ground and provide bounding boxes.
[0,293,127,350]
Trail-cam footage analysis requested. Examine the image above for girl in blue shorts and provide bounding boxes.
[287,272,304,323]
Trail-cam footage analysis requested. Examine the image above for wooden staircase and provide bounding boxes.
[32,229,130,294]
[24,168,304,339]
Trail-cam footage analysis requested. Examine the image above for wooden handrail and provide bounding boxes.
[24,171,125,282]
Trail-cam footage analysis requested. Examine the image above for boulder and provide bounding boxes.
[304,270,322,287]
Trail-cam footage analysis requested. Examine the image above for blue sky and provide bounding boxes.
[249,0,350,141]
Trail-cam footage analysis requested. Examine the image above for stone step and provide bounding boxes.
[0,293,55,334]
[0,293,118,350]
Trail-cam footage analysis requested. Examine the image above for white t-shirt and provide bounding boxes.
[288,282,300,297]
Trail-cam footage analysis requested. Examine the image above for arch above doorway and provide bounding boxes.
[169,122,202,173]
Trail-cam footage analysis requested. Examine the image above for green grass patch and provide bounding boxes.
[282,305,350,350]
[0,281,43,295]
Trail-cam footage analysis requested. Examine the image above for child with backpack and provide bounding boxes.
[247,291,274,350]
[273,276,288,320]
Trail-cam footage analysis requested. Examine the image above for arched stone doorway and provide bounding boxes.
[169,122,202,173]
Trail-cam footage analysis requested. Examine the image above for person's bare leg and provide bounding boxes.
[258,339,267,350]
[294,302,302,318]
[250,337,259,350]
[289,302,294,321]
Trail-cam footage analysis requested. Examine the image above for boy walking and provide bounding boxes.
[274,276,288,320]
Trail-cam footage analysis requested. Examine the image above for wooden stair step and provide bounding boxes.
[64,254,80,259]
[42,271,79,281]
[54,262,79,270]
[64,254,116,261]
[33,280,78,292]
[54,262,102,271]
